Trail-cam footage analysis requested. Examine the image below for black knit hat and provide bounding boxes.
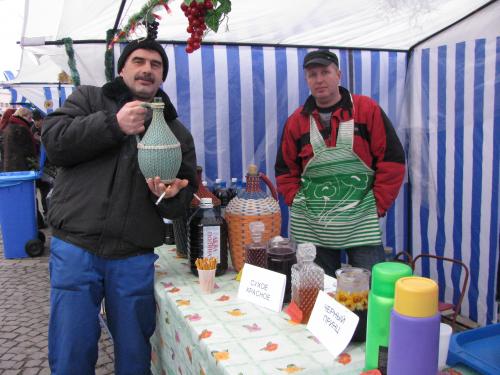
[303,50,339,69]
[117,39,169,81]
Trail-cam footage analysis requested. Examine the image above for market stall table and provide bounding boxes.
[151,245,478,375]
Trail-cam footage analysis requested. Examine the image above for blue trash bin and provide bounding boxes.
[0,170,40,258]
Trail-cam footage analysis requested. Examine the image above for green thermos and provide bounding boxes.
[364,262,412,374]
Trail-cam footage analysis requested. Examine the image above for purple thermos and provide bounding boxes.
[387,276,440,375]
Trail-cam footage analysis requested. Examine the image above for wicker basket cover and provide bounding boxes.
[224,165,281,271]
[137,98,182,184]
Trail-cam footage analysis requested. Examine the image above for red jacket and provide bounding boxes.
[275,87,405,217]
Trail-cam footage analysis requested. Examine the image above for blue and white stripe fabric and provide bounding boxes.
[6,85,75,114]
[160,44,408,256]
[408,36,499,326]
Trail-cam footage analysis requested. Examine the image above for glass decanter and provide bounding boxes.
[244,221,267,268]
[291,243,324,324]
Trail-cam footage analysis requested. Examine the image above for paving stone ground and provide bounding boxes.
[0,228,114,375]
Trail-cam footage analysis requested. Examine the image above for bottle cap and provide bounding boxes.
[371,262,413,298]
[200,197,213,208]
[231,177,237,183]
[393,276,439,318]
[268,236,284,247]
[296,242,316,262]
[249,221,265,242]
[215,178,222,183]
[247,164,258,176]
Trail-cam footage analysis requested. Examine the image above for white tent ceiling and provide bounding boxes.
[4,0,496,87]
[20,0,492,49]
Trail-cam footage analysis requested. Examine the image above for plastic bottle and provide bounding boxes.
[364,262,413,373]
[174,167,220,258]
[228,177,239,200]
[244,221,267,268]
[291,243,324,323]
[187,197,228,276]
[387,276,440,375]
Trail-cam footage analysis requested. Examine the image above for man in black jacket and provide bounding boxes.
[42,39,197,375]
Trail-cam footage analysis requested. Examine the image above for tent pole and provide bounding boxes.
[113,0,128,32]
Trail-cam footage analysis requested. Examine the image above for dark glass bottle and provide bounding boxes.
[191,167,221,210]
[214,179,231,213]
[188,197,228,276]
[267,237,297,303]
[163,218,175,245]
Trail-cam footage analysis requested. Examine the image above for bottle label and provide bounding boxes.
[203,226,221,262]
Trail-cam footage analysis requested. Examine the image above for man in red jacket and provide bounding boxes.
[275,50,405,276]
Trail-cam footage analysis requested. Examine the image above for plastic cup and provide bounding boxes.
[198,268,216,294]
[438,323,453,370]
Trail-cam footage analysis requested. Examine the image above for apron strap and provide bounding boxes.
[336,119,354,149]
[310,94,355,151]
[309,116,326,151]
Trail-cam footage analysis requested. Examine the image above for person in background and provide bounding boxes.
[275,50,405,277]
[42,37,197,375]
[30,110,51,222]
[0,107,16,131]
[30,109,44,152]
[0,108,16,169]
[2,107,36,172]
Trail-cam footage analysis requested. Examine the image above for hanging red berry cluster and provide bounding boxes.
[181,0,213,53]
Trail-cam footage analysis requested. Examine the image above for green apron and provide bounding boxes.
[290,111,382,248]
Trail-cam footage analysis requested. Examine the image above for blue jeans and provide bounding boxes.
[314,243,386,277]
[48,237,158,375]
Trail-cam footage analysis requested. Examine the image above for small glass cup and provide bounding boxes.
[198,268,216,294]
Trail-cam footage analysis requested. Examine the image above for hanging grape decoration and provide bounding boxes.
[181,0,232,53]
[107,0,231,54]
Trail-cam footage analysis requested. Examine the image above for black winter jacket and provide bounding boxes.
[42,78,197,258]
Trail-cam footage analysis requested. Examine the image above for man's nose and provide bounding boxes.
[141,61,154,73]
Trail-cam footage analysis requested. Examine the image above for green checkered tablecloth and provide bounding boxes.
[151,245,478,375]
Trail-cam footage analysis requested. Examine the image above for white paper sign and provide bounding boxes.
[237,263,286,312]
[306,290,359,358]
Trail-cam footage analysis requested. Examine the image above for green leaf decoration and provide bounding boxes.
[218,0,231,14]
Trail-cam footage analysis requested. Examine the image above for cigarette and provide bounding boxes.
[155,191,166,205]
